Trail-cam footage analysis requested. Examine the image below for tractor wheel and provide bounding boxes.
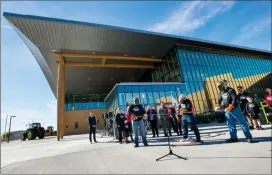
[27,131,35,140]
[21,134,26,141]
[39,134,44,139]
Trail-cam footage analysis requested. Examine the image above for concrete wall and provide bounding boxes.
[64,109,106,135]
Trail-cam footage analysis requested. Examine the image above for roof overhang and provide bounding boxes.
[3,12,271,97]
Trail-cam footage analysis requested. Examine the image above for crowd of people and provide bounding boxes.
[87,81,271,146]
[113,95,202,147]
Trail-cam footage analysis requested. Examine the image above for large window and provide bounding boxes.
[177,45,272,112]
[105,83,186,113]
[152,47,183,83]
[65,93,108,111]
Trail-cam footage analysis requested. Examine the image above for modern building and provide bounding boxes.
[4,12,271,139]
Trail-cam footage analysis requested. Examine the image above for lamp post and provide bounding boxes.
[4,115,8,140]
[7,116,16,143]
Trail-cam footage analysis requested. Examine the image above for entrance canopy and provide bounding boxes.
[4,12,271,96]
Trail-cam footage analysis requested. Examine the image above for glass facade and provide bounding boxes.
[176,46,272,112]
[105,83,186,113]
[152,47,182,82]
[64,45,271,114]
[65,102,106,110]
[65,93,107,110]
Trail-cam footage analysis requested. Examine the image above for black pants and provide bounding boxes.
[89,126,96,142]
[149,120,159,137]
[182,115,200,141]
[118,126,125,143]
[177,115,182,135]
[162,118,171,136]
[170,118,179,135]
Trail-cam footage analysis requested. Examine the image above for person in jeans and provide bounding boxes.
[179,94,201,143]
[237,86,254,130]
[146,106,159,137]
[115,108,126,144]
[215,79,253,143]
[159,102,171,137]
[128,97,148,147]
[88,112,97,144]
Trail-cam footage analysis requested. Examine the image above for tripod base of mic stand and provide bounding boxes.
[107,138,117,143]
[156,149,187,161]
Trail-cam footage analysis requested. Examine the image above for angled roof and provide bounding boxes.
[3,12,271,97]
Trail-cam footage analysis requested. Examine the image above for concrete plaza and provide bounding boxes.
[1,123,272,174]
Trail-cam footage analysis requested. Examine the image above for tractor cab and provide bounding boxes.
[28,123,41,129]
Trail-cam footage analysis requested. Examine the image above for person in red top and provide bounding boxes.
[265,88,272,111]
[168,104,179,135]
[126,102,134,142]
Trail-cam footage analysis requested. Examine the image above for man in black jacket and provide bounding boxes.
[128,97,148,147]
[215,80,253,143]
[179,94,201,143]
[237,86,254,130]
[88,112,97,143]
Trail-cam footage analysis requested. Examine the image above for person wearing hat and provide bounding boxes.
[128,97,148,147]
[215,80,253,143]
[179,94,201,143]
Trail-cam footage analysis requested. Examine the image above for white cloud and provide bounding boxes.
[231,17,272,48]
[147,1,235,35]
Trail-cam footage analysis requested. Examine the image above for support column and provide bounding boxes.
[57,56,65,141]
[61,56,65,139]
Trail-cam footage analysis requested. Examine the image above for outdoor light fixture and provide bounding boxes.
[7,116,16,143]
[4,115,8,140]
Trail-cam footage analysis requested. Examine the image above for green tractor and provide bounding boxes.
[21,123,45,141]
[45,126,54,137]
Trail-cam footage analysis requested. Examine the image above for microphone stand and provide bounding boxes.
[156,117,187,161]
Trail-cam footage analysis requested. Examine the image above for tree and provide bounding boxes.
[1,132,13,141]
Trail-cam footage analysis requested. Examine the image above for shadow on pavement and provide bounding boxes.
[155,155,272,162]
[204,136,272,145]
[61,137,89,141]
[145,136,272,147]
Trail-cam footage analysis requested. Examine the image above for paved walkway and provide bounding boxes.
[1,124,271,174]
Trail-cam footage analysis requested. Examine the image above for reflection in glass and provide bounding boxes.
[126,93,133,104]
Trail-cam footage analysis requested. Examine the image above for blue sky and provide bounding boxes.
[1,1,271,132]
